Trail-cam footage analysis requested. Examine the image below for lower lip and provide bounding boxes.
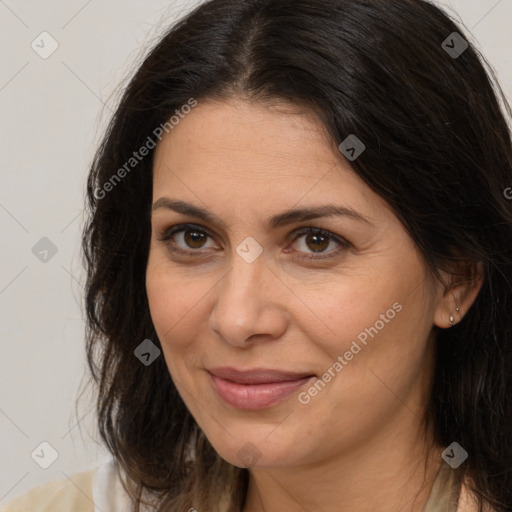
[209,374,314,410]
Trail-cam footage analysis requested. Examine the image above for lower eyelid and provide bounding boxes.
[162,229,216,250]
[291,229,349,250]
[293,238,340,253]
[158,225,349,257]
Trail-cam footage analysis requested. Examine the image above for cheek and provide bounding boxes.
[146,259,196,346]
[300,273,402,356]
[145,255,218,368]
[303,253,433,381]
[146,272,198,382]
[315,278,434,411]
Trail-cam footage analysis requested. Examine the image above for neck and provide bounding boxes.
[241,411,442,512]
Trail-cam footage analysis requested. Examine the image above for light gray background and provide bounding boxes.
[1,0,511,505]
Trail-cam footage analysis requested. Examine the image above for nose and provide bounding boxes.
[208,251,288,347]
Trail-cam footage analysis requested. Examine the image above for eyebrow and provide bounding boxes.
[151,198,373,230]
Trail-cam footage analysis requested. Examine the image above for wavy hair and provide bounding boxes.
[82,0,512,510]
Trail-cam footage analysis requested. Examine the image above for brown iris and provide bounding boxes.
[184,230,207,249]
[305,232,329,252]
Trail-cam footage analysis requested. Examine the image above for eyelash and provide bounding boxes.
[156,223,351,261]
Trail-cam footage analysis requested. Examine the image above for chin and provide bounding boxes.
[200,423,304,469]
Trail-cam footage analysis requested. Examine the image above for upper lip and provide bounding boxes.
[207,367,315,384]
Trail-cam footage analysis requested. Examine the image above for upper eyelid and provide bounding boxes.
[158,223,214,240]
[157,223,348,248]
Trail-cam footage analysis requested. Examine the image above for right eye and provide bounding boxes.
[157,223,219,255]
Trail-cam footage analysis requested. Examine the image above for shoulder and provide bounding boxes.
[457,477,495,512]
[1,469,95,512]
[424,463,496,512]
[2,459,136,512]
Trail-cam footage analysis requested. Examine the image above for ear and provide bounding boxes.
[433,260,484,329]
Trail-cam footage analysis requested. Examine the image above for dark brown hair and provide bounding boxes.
[82,0,512,510]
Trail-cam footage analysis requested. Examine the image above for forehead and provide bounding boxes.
[151,98,387,220]
[154,99,337,179]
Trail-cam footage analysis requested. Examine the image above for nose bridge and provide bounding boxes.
[209,245,286,345]
[220,250,266,318]
[225,231,268,301]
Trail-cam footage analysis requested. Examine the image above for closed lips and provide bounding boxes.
[208,367,316,410]
[207,367,316,384]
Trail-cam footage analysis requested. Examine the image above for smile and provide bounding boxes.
[207,367,315,410]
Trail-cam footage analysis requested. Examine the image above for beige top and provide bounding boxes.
[1,460,482,512]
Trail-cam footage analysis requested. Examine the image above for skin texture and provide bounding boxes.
[146,98,482,512]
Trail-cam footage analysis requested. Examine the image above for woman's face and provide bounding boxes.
[146,98,446,469]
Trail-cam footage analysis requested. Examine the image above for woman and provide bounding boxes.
[5,0,511,511]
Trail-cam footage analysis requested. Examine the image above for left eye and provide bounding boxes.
[288,227,349,258]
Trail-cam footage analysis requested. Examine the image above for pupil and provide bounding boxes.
[307,233,328,252]
[185,231,205,248]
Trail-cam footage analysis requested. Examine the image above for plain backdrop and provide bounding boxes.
[1,0,511,504]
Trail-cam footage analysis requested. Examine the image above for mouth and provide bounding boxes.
[207,367,316,410]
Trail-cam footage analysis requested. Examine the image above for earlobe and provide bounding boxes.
[433,261,484,329]
[448,306,460,326]
[433,295,460,329]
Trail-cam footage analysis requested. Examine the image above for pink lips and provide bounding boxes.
[208,367,315,410]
